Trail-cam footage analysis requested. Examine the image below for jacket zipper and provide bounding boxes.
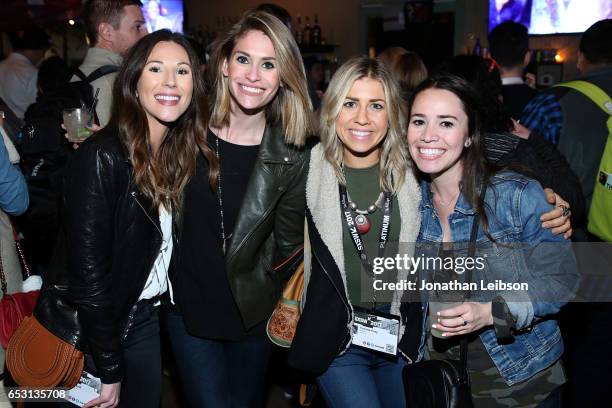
[263,159,294,165]
[311,246,352,350]
[121,192,163,340]
[131,191,163,236]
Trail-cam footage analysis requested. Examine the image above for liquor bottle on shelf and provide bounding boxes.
[312,14,321,46]
[295,15,303,45]
[302,16,312,47]
[473,38,482,56]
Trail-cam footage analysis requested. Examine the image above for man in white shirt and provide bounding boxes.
[77,0,147,126]
[0,26,51,119]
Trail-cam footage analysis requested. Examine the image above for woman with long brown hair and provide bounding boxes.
[33,30,210,407]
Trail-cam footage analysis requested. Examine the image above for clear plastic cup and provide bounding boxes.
[63,108,92,142]
[429,301,463,339]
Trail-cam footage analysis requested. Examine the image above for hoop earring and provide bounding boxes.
[464,138,472,147]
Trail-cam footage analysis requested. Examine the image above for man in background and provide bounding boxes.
[0,26,51,119]
[521,19,612,408]
[77,0,147,126]
[521,19,612,238]
[488,21,537,119]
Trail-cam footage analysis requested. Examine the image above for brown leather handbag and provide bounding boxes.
[6,315,84,388]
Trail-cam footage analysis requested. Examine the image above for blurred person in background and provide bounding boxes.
[0,25,51,119]
[144,0,174,32]
[76,0,147,127]
[436,54,584,222]
[488,21,538,119]
[378,46,428,103]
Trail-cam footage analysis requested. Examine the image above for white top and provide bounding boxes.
[139,205,174,304]
[501,76,525,86]
[0,52,38,119]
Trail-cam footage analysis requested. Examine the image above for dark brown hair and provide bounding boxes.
[110,29,215,210]
[409,74,496,238]
[83,0,143,45]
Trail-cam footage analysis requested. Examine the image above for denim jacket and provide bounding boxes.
[416,171,578,386]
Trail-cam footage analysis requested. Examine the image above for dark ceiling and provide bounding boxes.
[0,0,82,32]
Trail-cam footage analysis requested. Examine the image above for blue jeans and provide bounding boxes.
[317,345,408,408]
[165,312,272,408]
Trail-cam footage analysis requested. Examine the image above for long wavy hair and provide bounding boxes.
[408,74,495,236]
[110,30,214,210]
[319,56,410,193]
[207,10,314,146]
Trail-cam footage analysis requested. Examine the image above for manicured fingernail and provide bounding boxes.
[431,324,437,329]
[437,318,441,323]
[442,333,447,337]
[436,311,441,316]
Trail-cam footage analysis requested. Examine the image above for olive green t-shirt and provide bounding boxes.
[342,163,400,309]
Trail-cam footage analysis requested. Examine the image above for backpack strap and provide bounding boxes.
[84,65,119,84]
[555,80,612,117]
[73,68,87,82]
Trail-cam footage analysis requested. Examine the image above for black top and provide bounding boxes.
[501,83,538,119]
[173,130,262,340]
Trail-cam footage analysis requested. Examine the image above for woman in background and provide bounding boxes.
[378,46,428,102]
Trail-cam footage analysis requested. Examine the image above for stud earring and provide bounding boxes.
[464,139,472,147]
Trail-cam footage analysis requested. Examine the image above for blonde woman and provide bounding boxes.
[166,11,313,407]
[288,56,421,407]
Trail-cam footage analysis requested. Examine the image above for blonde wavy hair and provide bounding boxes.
[319,56,410,193]
[207,10,314,146]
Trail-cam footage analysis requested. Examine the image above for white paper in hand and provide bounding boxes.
[64,371,101,407]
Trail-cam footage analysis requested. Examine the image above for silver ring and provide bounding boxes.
[559,204,571,218]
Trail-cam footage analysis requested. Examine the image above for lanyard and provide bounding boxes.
[339,184,393,275]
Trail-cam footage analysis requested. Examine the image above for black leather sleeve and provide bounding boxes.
[63,140,124,384]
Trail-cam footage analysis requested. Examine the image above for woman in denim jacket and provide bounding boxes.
[405,74,579,407]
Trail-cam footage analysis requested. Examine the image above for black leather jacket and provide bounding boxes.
[173,123,309,330]
[35,127,167,384]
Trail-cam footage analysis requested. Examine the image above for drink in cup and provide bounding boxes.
[429,300,463,338]
[63,108,92,142]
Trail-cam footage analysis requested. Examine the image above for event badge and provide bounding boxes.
[351,308,400,356]
[64,370,101,407]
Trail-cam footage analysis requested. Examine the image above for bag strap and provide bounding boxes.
[13,224,31,279]
[72,68,87,82]
[84,65,119,84]
[555,81,612,117]
[0,236,6,295]
[459,190,484,383]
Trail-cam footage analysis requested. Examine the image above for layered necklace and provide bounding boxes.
[215,135,231,255]
[345,190,385,234]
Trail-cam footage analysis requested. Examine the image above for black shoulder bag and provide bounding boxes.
[402,211,481,408]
